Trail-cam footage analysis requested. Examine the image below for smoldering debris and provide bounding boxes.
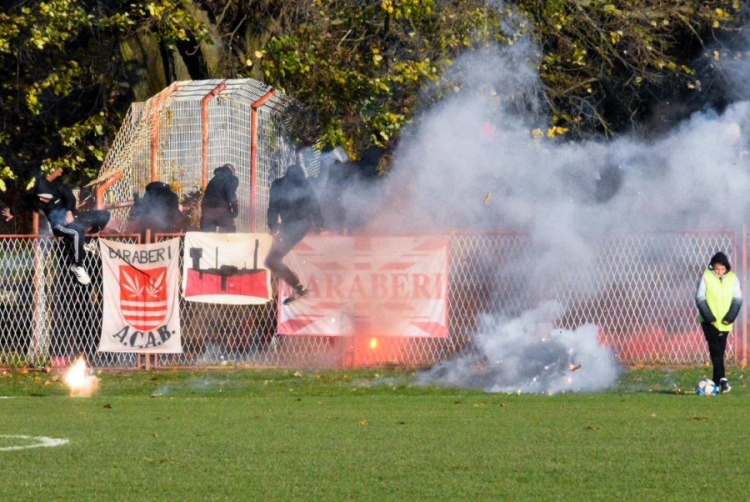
[418,302,620,394]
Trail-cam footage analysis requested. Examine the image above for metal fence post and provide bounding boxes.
[250,90,276,233]
[28,237,51,365]
[201,82,227,190]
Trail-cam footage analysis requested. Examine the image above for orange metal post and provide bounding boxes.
[250,90,276,232]
[150,83,179,182]
[95,171,124,210]
[47,168,63,181]
[201,82,227,190]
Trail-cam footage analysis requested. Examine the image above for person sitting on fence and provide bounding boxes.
[265,163,325,305]
[126,181,186,240]
[200,163,239,233]
[4,175,111,285]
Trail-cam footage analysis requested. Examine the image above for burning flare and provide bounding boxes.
[63,357,99,397]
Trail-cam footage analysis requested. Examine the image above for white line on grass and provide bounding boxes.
[0,435,69,451]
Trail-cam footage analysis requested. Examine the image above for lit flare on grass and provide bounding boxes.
[63,357,99,397]
[369,337,378,350]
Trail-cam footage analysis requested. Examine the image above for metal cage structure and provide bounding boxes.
[90,79,298,233]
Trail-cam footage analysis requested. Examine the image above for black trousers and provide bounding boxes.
[200,207,236,233]
[701,322,729,384]
[264,219,311,290]
[51,210,110,266]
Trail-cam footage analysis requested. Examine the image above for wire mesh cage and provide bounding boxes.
[90,79,299,233]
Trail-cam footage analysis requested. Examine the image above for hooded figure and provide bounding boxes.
[128,181,185,238]
[201,164,239,232]
[695,251,743,393]
[31,176,77,226]
[264,164,325,305]
[12,175,111,285]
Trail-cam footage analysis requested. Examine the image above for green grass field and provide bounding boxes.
[1,366,749,501]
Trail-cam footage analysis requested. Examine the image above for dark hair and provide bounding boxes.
[709,252,731,272]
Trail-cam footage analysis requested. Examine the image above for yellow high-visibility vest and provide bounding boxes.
[704,269,737,332]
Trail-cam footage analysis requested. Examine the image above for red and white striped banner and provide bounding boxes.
[98,238,182,353]
[278,236,449,338]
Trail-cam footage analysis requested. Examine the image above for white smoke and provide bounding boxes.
[368,26,750,391]
[418,302,620,394]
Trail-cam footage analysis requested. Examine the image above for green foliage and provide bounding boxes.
[0,0,747,190]
[0,0,211,189]
[252,0,507,156]
[516,0,745,137]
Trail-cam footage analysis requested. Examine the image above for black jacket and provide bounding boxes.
[202,165,239,217]
[267,164,324,233]
[28,177,77,226]
[129,182,184,233]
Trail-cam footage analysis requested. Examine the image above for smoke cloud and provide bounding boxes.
[418,302,620,394]
[317,22,750,392]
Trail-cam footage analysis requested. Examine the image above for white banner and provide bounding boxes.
[182,232,273,305]
[98,238,182,353]
[278,236,449,338]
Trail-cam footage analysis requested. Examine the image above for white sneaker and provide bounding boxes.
[70,265,91,285]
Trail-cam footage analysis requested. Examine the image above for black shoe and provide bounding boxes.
[283,286,308,305]
[720,378,731,394]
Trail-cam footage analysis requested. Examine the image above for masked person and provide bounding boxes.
[265,164,325,305]
[127,181,185,240]
[200,163,239,232]
[6,176,110,285]
[695,251,743,393]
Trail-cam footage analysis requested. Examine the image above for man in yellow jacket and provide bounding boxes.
[695,252,743,393]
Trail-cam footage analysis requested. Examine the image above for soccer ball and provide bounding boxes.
[695,378,719,396]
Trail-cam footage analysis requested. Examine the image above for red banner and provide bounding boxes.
[278,236,449,338]
[182,232,273,305]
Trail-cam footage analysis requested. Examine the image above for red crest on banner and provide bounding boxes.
[119,266,167,331]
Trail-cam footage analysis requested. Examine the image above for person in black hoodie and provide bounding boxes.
[695,251,743,393]
[200,163,239,232]
[127,181,185,240]
[6,176,111,285]
[265,163,325,305]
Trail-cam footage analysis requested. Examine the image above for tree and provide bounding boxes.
[0,0,746,190]
[515,0,747,138]
[0,0,210,190]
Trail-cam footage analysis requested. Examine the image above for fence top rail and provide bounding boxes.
[0,229,739,239]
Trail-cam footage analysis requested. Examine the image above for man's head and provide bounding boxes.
[285,164,306,182]
[34,176,56,204]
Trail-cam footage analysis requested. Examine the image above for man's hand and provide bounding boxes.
[1,208,12,221]
[65,211,74,224]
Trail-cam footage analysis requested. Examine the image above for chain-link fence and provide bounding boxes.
[0,230,742,369]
